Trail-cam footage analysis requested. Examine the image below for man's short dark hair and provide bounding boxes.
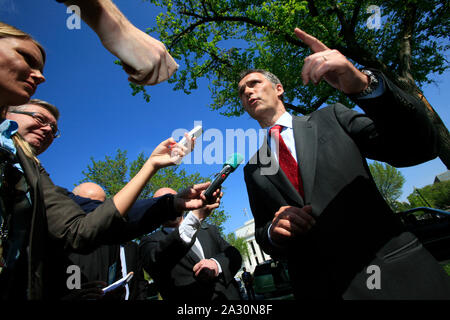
[239,69,282,86]
[238,69,284,101]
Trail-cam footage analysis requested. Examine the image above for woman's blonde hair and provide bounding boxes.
[12,134,39,165]
[0,22,46,65]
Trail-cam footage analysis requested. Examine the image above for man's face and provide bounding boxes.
[6,104,57,155]
[0,38,45,106]
[238,72,284,122]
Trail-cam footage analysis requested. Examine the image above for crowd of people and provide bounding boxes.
[0,0,449,301]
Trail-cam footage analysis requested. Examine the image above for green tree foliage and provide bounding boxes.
[135,0,450,167]
[369,160,405,211]
[225,232,249,261]
[80,149,230,230]
[406,180,450,210]
[443,262,450,276]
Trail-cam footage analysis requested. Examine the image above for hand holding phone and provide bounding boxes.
[178,125,203,148]
[172,125,203,164]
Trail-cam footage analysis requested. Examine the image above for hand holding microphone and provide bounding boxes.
[203,153,244,204]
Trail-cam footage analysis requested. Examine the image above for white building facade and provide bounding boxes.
[235,219,271,273]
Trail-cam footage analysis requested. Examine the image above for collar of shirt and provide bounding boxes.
[265,111,293,135]
[266,112,297,162]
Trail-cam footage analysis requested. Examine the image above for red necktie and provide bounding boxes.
[270,125,304,198]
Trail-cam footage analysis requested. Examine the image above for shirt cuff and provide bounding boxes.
[267,223,285,249]
[178,211,201,244]
[210,258,223,275]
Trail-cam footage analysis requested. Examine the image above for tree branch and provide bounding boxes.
[285,103,308,115]
[329,4,390,77]
[306,0,319,17]
[199,0,211,18]
[397,4,417,88]
[173,11,307,49]
[285,95,329,115]
[350,0,364,32]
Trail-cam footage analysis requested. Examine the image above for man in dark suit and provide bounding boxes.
[241,28,450,299]
[139,188,242,301]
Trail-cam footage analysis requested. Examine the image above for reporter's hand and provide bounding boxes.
[174,182,212,212]
[270,205,315,245]
[294,28,368,94]
[65,0,178,85]
[192,189,222,220]
[174,132,196,165]
[148,137,187,169]
[193,259,219,282]
[103,24,178,85]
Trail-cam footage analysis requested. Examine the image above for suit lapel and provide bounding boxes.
[257,136,304,206]
[292,116,317,204]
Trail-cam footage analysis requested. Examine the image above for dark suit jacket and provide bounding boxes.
[244,70,450,299]
[139,223,242,301]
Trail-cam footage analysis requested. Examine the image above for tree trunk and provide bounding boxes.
[415,92,450,169]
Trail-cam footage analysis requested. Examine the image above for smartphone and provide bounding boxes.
[178,125,203,148]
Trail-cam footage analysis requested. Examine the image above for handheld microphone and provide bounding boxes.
[204,153,244,203]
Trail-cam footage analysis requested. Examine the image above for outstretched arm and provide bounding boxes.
[59,0,178,85]
[112,137,186,217]
[294,27,438,166]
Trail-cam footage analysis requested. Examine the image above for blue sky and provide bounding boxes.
[1,0,448,236]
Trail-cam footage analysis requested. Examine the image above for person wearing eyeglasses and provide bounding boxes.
[6,99,60,156]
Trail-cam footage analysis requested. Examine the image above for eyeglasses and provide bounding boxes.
[8,111,60,138]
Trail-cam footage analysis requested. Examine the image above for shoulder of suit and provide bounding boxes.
[292,104,342,119]
[292,104,351,123]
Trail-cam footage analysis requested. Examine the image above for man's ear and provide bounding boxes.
[276,83,284,99]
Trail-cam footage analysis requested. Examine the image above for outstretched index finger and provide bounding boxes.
[294,28,329,53]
